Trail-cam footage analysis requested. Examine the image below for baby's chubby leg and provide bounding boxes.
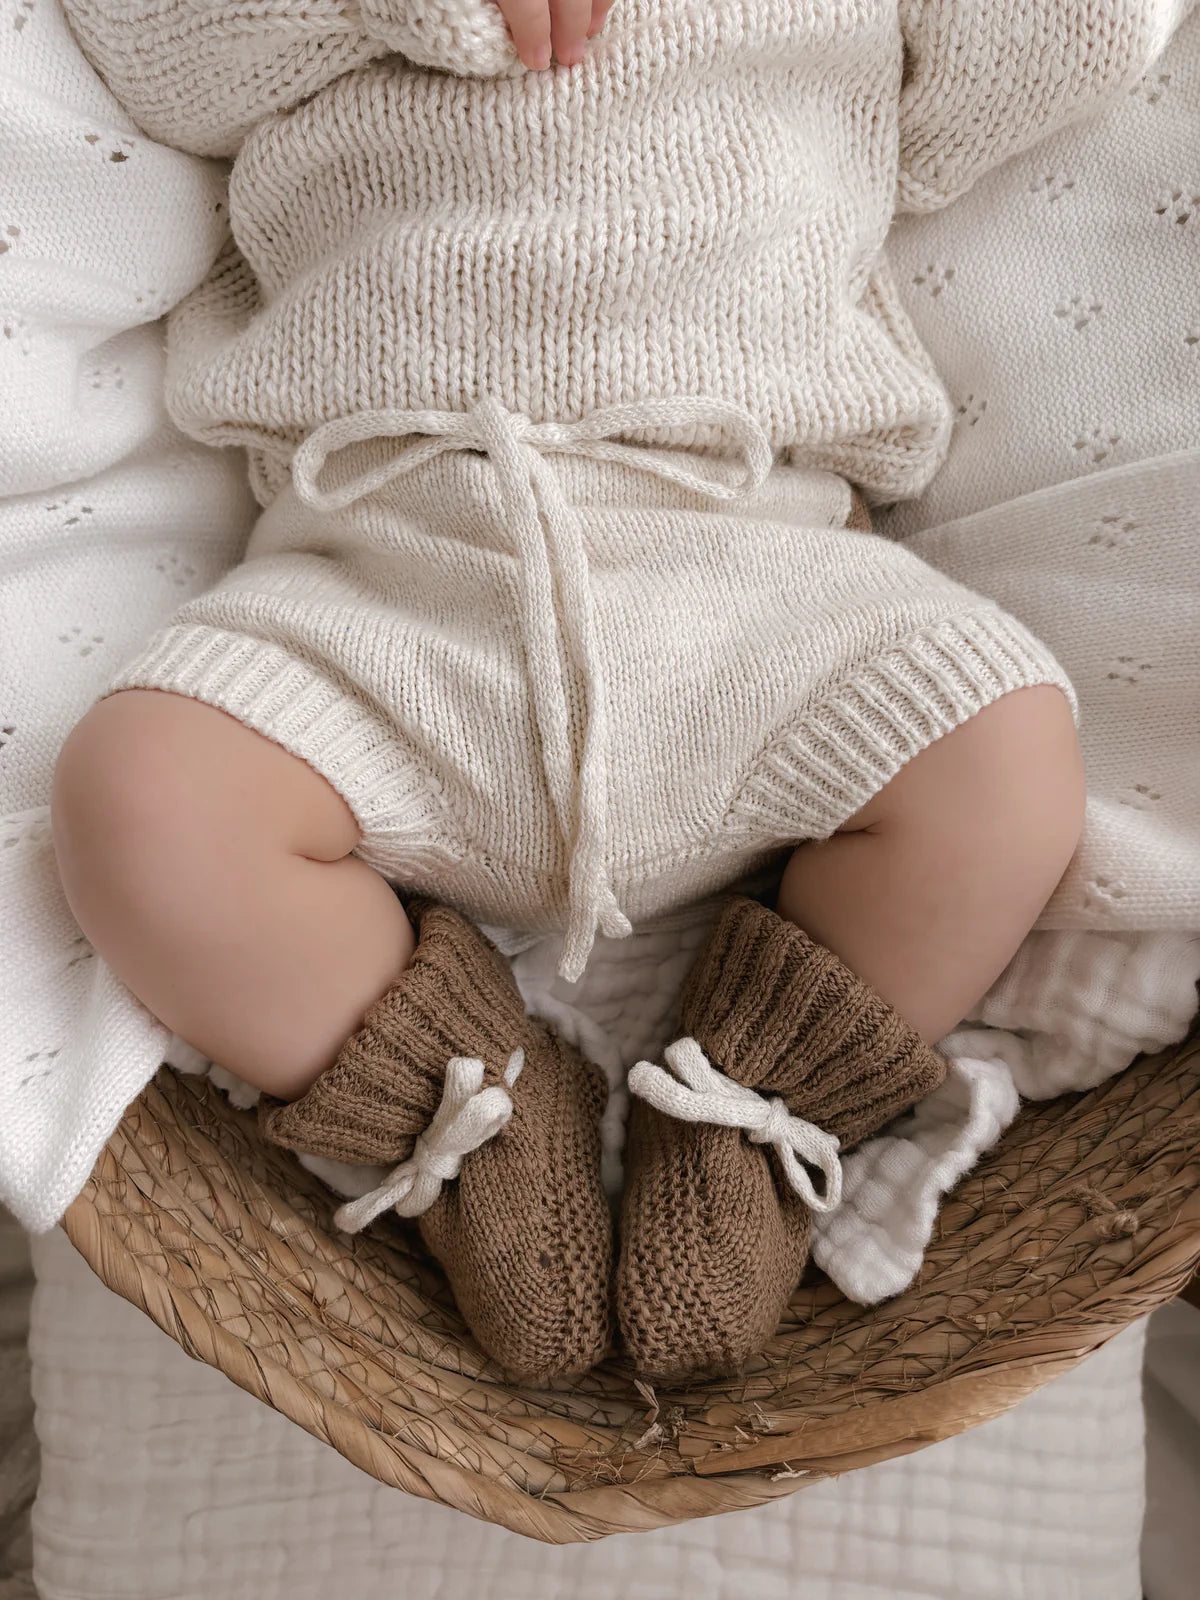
[617,685,1083,1379]
[53,689,618,1380]
[52,690,413,1099]
[777,685,1086,1044]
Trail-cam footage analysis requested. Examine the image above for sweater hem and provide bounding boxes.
[104,625,463,875]
[721,607,1077,844]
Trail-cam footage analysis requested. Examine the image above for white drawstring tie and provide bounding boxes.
[627,1037,844,1212]
[289,394,774,983]
[333,1049,524,1232]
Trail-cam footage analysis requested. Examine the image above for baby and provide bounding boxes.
[51,0,1177,1383]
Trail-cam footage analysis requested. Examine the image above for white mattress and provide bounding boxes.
[1143,1299,1200,1600]
[29,1227,1148,1600]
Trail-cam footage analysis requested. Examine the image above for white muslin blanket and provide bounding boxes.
[2,0,1199,1319]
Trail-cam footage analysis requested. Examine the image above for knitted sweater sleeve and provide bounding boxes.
[59,0,519,159]
[897,0,1196,212]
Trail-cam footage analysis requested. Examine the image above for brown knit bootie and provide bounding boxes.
[261,899,613,1383]
[617,896,947,1380]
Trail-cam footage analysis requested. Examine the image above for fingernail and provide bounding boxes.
[532,44,551,69]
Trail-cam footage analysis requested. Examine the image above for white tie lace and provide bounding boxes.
[627,1036,844,1212]
[333,1049,524,1232]
[289,394,775,983]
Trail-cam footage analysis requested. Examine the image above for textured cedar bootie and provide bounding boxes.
[261,899,613,1383]
[618,896,948,1380]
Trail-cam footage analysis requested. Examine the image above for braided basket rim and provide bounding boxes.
[63,1040,1200,1543]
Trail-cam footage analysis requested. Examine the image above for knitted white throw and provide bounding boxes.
[2,0,1198,1263]
[0,0,256,1231]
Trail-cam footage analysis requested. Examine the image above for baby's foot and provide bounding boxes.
[261,899,613,1382]
[617,896,947,1380]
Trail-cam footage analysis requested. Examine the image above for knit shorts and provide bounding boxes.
[107,433,1073,980]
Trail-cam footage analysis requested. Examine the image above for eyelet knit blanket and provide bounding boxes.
[2,0,1199,1313]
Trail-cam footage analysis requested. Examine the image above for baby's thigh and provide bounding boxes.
[52,689,359,886]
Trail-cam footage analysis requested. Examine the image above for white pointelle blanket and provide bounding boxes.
[2,4,1199,1325]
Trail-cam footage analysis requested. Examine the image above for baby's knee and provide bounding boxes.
[959,685,1086,849]
[54,689,361,932]
[848,684,1085,858]
[52,691,219,921]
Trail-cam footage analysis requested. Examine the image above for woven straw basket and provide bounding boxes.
[64,1042,1200,1544]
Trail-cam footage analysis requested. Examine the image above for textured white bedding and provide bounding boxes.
[1143,1300,1200,1599]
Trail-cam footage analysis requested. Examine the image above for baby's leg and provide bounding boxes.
[52,690,414,1099]
[777,685,1085,1044]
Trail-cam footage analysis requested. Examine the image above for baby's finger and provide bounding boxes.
[550,0,592,66]
[587,0,611,38]
[498,0,553,69]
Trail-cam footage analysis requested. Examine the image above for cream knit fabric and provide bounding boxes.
[58,0,1189,505]
[0,0,256,1232]
[57,0,1185,978]
[105,440,1071,980]
[64,0,947,506]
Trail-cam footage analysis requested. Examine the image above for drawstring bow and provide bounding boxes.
[291,395,775,981]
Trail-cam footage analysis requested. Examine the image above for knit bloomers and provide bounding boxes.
[106,397,1073,979]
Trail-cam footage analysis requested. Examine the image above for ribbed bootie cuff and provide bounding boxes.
[260,899,531,1166]
[679,896,947,1148]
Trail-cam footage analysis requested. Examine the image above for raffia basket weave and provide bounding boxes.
[63,1042,1200,1543]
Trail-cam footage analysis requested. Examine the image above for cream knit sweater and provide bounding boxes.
[53,0,1187,983]
[60,0,1191,507]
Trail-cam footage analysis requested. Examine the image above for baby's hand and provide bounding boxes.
[496,0,611,70]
